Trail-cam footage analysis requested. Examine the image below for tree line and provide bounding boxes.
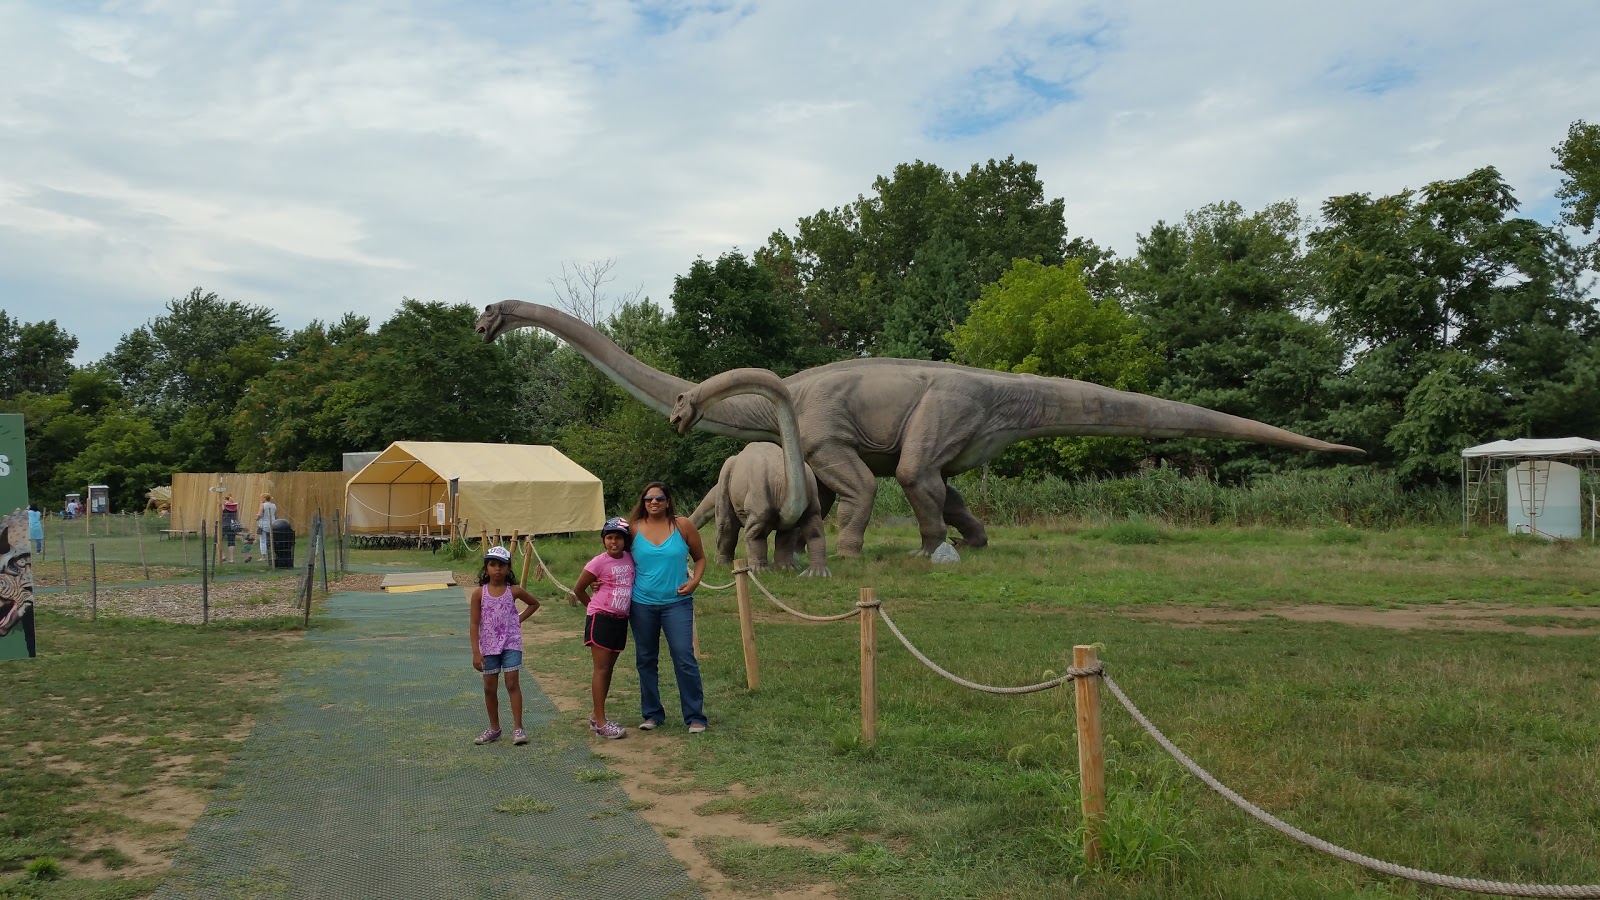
[5,121,1597,513]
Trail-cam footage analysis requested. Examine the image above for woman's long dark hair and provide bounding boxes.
[628,481,677,523]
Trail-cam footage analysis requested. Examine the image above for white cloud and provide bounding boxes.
[0,0,1594,361]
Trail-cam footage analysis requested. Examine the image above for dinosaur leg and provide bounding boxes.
[799,514,831,577]
[895,464,949,556]
[807,448,876,558]
[714,493,739,565]
[943,483,988,549]
[743,521,773,570]
[772,528,800,570]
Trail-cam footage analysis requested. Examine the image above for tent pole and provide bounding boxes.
[1460,459,1468,535]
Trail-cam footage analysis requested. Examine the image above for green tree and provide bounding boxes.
[1553,119,1600,269]
[0,368,123,504]
[1120,201,1345,477]
[1309,167,1597,478]
[55,407,172,511]
[950,259,1160,476]
[231,315,375,471]
[771,156,1070,357]
[662,250,816,380]
[0,315,78,397]
[337,300,525,449]
[104,287,285,471]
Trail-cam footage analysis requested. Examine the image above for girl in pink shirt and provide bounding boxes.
[572,517,635,740]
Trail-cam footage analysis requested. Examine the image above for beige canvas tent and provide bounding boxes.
[345,442,603,536]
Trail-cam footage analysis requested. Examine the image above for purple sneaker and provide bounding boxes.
[474,727,502,745]
[512,728,528,745]
[590,719,626,740]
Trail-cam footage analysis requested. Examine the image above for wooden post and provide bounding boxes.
[89,543,98,621]
[858,589,879,744]
[732,559,759,690]
[518,537,534,585]
[59,530,68,588]
[303,558,315,628]
[136,515,149,580]
[200,520,209,624]
[1073,645,1106,868]
[319,514,329,592]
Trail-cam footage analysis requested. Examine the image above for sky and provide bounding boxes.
[1,0,1596,364]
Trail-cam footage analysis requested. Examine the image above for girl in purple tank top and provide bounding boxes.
[470,545,541,746]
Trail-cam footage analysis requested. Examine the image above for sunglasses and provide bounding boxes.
[644,495,668,502]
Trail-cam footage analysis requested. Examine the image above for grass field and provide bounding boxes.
[4,521,1597,898]
[509,522,1600,899]
[0,614,304,898]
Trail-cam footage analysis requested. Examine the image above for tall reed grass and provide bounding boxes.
[871,467,1461,529]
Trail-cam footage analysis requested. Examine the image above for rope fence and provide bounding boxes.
[720,558,1600,898]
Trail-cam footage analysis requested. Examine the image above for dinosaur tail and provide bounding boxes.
[1035,380,1363,453]
[689,486,720,529]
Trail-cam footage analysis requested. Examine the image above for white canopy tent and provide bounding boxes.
[345,442,604,538]
[1461,438,1600,539]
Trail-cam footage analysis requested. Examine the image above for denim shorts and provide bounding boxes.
[480,648,523,675]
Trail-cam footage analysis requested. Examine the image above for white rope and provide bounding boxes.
[874,606,1088,695]
[744,568,860,622]
[524,541,573,595]
[1101,673,1600,897]
[343,494,436,520]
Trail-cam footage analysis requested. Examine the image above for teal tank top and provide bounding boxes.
[631,522,691,605]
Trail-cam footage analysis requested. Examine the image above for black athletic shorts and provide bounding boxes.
[585,613,629,653]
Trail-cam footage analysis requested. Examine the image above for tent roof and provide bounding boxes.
[1461,438,1600,459]
[350,442,601,486]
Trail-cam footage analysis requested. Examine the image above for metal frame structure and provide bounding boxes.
[1461,439,1600,540]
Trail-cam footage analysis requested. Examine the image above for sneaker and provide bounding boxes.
[590,719,626,740]
[637,719,662,731]
[474,728,502,745]
[512,728,528,745]
[687,723,707,734]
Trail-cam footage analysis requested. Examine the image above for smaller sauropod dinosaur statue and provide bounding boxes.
[672,369,829,577]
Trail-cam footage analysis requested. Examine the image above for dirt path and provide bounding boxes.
[519,608,841,900]
[1127,601,1600,635]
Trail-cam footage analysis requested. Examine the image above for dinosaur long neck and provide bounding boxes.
[494,302,776,441]
[996,376,1359,452]
[693,370,807,527]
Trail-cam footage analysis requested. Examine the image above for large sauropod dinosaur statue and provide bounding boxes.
[477,301,1362,557]
[672,369,829,577]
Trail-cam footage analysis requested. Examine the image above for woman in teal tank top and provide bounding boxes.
[627,482,709,732]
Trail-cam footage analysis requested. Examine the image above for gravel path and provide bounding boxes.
[34,574,386,624]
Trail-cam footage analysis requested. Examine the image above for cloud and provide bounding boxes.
[0,0,1595,362]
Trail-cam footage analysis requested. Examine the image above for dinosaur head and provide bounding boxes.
[474,302,514,343]
[669,389,703,434]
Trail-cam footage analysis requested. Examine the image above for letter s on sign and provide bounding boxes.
[0,455,9,477]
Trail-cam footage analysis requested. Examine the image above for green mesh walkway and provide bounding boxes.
[155,590,700,899]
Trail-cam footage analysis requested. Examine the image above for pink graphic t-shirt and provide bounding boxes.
[583,552,634,618]
[476,583,522,655]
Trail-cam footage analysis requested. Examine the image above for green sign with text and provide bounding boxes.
[0,414,29,515]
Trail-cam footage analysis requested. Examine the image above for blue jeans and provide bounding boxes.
[629,597,706,727]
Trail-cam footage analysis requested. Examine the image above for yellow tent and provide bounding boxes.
[344,442,603,536]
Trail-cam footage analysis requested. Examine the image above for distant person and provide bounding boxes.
[249,493,278,563]
[470,545,541,746]
[221,495,241,563]
[27,504,43,555]
[64,499,78,519]
[571,517,635,740]
[628,481,708,734]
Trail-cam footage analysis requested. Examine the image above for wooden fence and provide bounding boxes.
[170,472,351,534]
